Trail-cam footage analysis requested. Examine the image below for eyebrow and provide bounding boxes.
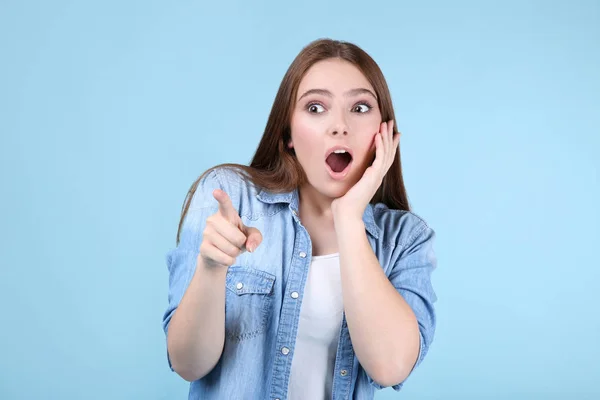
[297,88,377,102]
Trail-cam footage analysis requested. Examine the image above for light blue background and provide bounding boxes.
[1,1,598,399]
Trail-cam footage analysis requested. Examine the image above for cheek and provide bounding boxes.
[354,132,378,167]
[290,116,321,152]
[363,139,377,164]
[354,117,378,142]
[353,112,380,133]
[355,114,381,148]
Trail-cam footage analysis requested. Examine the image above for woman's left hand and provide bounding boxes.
[332,120,401,220]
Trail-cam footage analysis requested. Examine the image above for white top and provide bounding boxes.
[287,253,344,400]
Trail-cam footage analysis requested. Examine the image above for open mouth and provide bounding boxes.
[325,149,353,174]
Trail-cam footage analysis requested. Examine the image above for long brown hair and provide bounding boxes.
[176,38,410,244]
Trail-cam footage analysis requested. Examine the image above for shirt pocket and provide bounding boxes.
[224,266,276,342]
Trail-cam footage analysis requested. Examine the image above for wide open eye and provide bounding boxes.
[307,102,325,114]
[352,102,372,113]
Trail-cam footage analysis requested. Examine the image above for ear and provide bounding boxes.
[287,140,294,149]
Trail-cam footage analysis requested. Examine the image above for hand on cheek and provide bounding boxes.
[332,119,401,220]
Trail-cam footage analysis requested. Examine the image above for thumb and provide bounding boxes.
[242,226,263,253]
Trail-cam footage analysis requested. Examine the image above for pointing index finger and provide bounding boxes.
[213,189,239,223]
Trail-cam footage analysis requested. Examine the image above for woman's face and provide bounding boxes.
[289,58,382,200]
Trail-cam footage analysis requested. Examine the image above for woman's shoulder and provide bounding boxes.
[186,166,247,208]
[372,203,434,248]
[192,166,270,216]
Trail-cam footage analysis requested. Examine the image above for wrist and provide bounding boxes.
[333,212,364,232]
[196,256,229,278]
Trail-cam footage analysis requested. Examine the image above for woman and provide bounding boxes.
[162,38,437,400]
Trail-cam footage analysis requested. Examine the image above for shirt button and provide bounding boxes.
[281,347,290,355]
[291,291,299,299]
[340,369,348,376]
[291,209,297,216]
[299,251,307,258]
[236,282,243,290]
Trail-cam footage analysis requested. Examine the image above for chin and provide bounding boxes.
[312,180,351,200]
[301,168,360,199]
[323,187,347,200]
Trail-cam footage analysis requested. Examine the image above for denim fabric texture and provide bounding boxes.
[163,167,437,400]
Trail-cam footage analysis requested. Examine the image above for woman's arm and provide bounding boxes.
[334,215,436,388]
[163,171,260,382]
[167,259,228,381]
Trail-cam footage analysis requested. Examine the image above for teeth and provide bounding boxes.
[333,150,347,154]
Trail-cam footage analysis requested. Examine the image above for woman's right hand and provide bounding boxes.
[199,189,263,268]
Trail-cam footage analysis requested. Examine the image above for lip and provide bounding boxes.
[324,145,354,160]
[324,145,354,180]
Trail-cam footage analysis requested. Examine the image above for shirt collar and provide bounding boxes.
[256,187,380,239]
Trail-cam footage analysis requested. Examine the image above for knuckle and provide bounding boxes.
[226,240,239,252]
[235,235,246,248]
[205,218,215,229]
[199,238,211,250]
[199,244,212,259]
[227,248,240,258]
[202,230,213,242]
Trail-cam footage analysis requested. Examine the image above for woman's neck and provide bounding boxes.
[297,183,334,221]
[297,183,339,256]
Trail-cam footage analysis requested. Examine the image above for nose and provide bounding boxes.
[329,112,349,136]
[331,128,348,136]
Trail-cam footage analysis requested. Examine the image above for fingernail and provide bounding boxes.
[247,243,255,253]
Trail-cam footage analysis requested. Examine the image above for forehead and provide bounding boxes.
[297,59,374,95]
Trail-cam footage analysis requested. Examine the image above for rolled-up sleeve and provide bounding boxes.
[368,223,438,391]
[161,170,223,370]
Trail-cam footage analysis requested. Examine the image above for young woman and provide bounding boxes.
[162,38,437,400]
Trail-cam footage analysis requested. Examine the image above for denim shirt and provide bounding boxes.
[162,167,437,400]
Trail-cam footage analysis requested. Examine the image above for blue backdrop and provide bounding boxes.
[1,1,598,399]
